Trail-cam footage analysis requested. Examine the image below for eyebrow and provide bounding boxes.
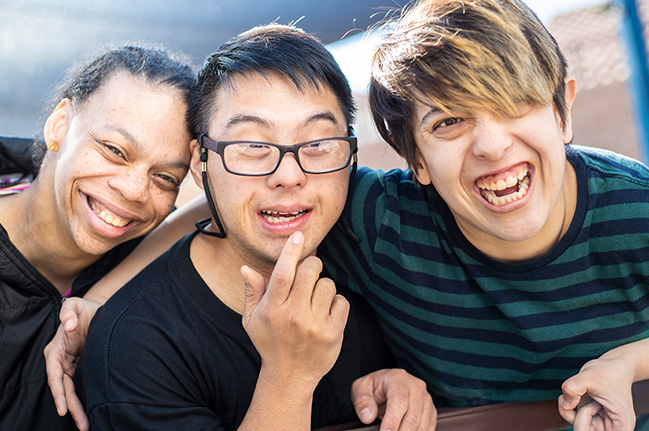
[419,107,442,128]
[225,115,270,129]
[225,111,341,131]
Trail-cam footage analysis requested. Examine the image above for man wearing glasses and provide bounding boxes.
[75,25,434,431]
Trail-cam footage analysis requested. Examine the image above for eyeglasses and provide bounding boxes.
[199,129,358,176]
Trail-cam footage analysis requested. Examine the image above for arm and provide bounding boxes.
[238,231,349,430]
[44,194,209,428]
[559,337,649,431]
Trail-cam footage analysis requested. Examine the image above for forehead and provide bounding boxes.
[77,71,182,112]
[207,71,346,132]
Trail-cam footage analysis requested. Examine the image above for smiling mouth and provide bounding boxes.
[88,197,131,227]
[261,210,308,224]
[477,164,531,206]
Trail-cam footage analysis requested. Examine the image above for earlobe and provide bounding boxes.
[413,151,432,185]
[189,139,205,190]
[43,98,72,150]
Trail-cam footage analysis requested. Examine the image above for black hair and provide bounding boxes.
[188,24,355,137]
[34,44,196,165]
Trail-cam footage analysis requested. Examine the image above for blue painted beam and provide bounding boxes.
[616,0,649,162]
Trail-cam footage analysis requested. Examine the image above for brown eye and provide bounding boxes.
[102,142,125,159]
[434,117,463,130]
[155,173,180,189]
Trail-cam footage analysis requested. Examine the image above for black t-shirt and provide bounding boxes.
[78,231,392,430]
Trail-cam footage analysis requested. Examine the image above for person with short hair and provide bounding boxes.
[319,0,649,429]
[0,45,196,431]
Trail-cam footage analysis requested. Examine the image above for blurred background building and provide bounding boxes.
[1,0,648,204]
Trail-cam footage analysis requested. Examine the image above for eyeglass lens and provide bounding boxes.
[223,139,351,175]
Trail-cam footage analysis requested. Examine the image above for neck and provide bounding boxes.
[190,233,274,315]
[0,180,100,294]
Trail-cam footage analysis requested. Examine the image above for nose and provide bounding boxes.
[108,167,150,204]
[267,153,306,188]
[471,118,513,161]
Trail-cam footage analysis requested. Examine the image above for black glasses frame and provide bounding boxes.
[199,128,358,176]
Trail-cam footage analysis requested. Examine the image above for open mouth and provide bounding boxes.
[476,163,531,206]
[88,196,131,227]
[260,209,309,224]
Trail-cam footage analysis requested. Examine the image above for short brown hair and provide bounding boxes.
[370,0,568,172]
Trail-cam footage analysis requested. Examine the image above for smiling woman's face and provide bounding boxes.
[46,72,192,256]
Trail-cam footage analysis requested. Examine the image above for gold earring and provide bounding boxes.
[46,141,59,152]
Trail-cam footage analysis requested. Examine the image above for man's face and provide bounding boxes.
[410,84,577,260]
[191,71,350,269]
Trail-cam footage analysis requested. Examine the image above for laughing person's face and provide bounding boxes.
[410,81,578,262]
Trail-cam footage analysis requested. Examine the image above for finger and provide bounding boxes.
[379,387,409,431]
[573,400,602,431]
[266,231,304,303]
[352,377,380,425]
[44,335,68,416]
[59,299,82,332]
[419,395,437,431]
[64,374,89,431]
[561,376,588,410]
[330,294,350,327]
[558,395,578,424]
[241,265,267,328]
[311,277,336,318]
[392,382,427,431]
[290,255,324,306]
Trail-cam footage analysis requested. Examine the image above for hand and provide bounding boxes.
[44,297,101,431]
[352,369,436,431]
[241,231,350,391]
[559,355,636,431]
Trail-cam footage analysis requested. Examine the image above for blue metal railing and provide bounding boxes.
[617,0,649,162]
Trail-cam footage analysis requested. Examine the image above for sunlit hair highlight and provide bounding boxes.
[370,0,568,171]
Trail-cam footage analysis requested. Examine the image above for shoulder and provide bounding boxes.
[569,145,649,188]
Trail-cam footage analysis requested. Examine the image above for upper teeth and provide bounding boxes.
[479,175,530,206]
[477,168,527,191]
[90,199,129,227]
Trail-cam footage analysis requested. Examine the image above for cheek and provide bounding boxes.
[151,190,180,219]
[322,175,349,219]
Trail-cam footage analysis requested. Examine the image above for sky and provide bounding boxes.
[524,0,605,23]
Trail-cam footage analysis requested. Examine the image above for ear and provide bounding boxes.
[560,79,577,144]
[413,149,432,186]
[43,98,72,149]
[189,138,205,190]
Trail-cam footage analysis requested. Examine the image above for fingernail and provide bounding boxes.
[63,320,74,331]
[359,408,371,423]
[292,231,303,244]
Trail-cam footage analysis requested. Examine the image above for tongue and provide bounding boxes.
[494,185,518,197]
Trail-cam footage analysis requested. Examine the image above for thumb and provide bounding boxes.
[241,265,266,327]
[59,299,81,332]
[352,377,380,424]
[561,375,589,411]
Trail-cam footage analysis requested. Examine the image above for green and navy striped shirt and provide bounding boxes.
[320,145,649,423]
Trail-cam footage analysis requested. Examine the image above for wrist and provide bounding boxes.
[257,365,319,403]
[599,339,649,383]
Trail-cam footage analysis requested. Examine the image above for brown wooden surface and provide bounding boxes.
[316,379,649,431]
